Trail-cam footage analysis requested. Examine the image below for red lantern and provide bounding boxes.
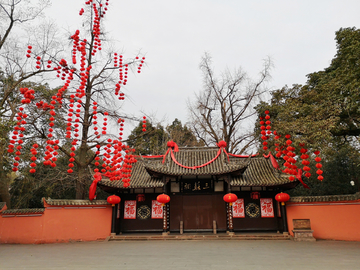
[275,192,290,204]
[107,195,121,206]
[223,193,238,205]
[136,194,145,202]
[157,194,170,205]
[250,192,260,200]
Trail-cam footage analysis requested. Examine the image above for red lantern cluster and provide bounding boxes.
[20,87,35,104]
[157,194,170,205]
[8,107,27,172]
[281,135,297,181]
[7,1,145,183]
[299,144,311,178]
[91,3,102,56]
[70,30,80,64]
[142,116,147,132]
[314,151,323,181]
[114,53,125,100]
[259,111,325,185]
[35,55,41,69]
[102,112,108,135]
[137,56,145,73]
[273,131,283,158]
[26,45,32,58]
[118,118,124,140]
[259,110,272,151]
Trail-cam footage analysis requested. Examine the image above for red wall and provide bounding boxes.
[286,201,360,241]
[2,199,360,243]
[0,203,112,244]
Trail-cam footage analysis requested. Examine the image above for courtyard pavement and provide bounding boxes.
[1,239,360,270]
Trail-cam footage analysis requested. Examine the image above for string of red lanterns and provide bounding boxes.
[259,110,324,183]
[142,116,147,132]
[300,144,311,178]
[314,151,323,181]
[6,0,146,191]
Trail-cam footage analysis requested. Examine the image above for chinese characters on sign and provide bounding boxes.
[124,200,136,219]
[182,180,211,193]
[151,200,163,219]
[260,198,274,218]
[232,199,245,218]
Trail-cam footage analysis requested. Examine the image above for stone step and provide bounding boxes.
[109,234,291,241]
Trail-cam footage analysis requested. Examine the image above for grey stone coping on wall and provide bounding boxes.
[1,208,45,215]
[289,192,360,203]
[43,198,109,206]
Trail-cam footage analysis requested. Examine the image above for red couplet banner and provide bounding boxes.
[260,198,274,218]
[124,200,136,219]
[151,200,163,219]
[232,199,245,218]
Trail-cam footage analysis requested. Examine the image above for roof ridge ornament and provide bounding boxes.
[167,140,179,152]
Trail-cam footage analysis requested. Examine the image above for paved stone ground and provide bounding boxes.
[1,240,360,270]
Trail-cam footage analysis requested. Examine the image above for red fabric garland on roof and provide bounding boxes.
[89,172,102,201]
[263,152,280,170]
[170,149,196,170]
[167,145,224,170]
[162,148,170,164]
[161,141,257,170]
[296,169,310,189]
[167,140,179,152]
[193,148,222,169]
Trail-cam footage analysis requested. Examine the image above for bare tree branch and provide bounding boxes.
[188,53,272,153]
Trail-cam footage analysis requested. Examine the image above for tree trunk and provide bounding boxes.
[0,138,11,208]
[75,166,87,199]
[75,142,90,199]
[0,175,11,208]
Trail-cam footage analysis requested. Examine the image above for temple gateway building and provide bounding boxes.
[98,144,297,234]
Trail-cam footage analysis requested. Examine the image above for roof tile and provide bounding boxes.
[231,157,290,186]
[99,147,293,190]
[143,148,250,176]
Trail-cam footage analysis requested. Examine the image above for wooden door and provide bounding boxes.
[196,195,212,229]
[170,194,226,232]
[183,195,198,230]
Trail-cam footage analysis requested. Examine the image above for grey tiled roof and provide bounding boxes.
[1,208,45,215]
[230,157,291,186]
[143,147,250,176]
[99,147,294,190]
[44,198,109,206]
[98,161,164,189]
[290,192,360,203]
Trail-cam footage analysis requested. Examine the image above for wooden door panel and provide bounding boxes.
[183,195,198,230]
[170,195,183,231]
[197,195,212,229]
[212,194,227,230]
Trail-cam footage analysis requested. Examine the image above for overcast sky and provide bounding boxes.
[47,0,360,131]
